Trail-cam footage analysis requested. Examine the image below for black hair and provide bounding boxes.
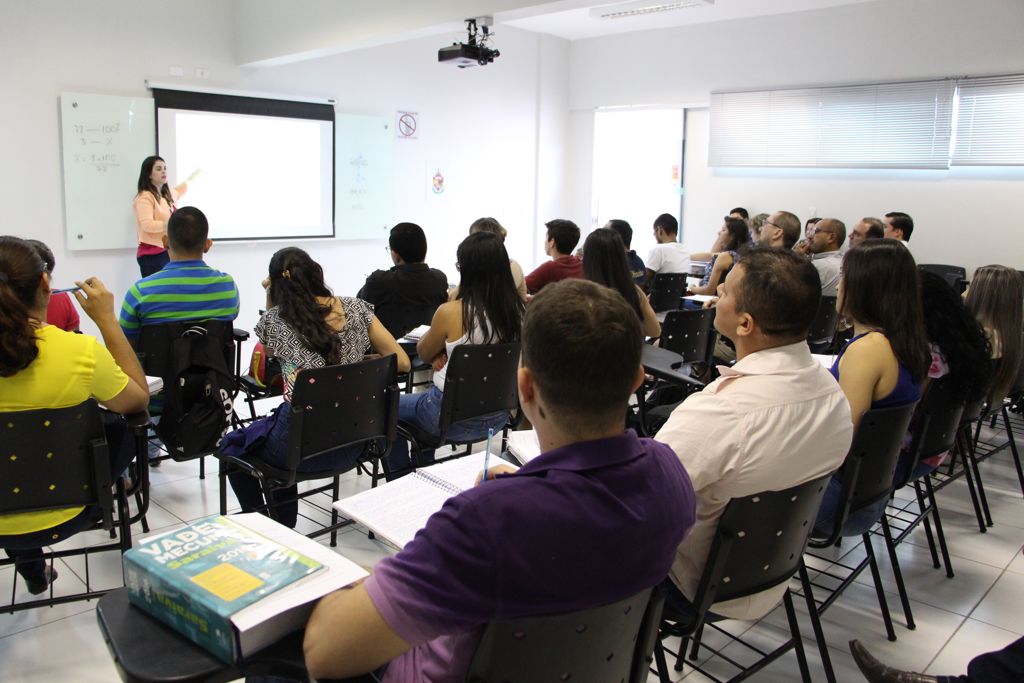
[840,239,930,382]
[965,265,1023,403]
[455,232,525,345]
[582,229,644,323]
[806,217,823,228]
[856,217,886,242]
[721,216,752,252]
[0,236,47,376]
[25,239,55,272]
[885,212,915,241]
[545,219,581,255]
[522,279,641,433]
[774,211,802,249]
[389,222,428,263]
[606,219,633,248]
[469,217,507,241]
[816,218,847,247]
[266,247,344,363]
[136,155,174,208]
[167,206,209,253]
[919,270,992,404]
[654,213,678,236]
[732,246,821,339]
[730,207,750,220]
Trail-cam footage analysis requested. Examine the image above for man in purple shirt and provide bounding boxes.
[304,279,697,682]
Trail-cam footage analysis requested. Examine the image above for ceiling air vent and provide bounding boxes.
[589,0,714,20]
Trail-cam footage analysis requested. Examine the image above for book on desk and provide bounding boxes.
[123,513,367,664]
[335,451,523,549]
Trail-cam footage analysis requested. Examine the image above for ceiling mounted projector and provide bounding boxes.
[438,17,500,68]
[590,0,714,20]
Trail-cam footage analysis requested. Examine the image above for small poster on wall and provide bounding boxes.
[431,168,445,195]
[396,111,418,139]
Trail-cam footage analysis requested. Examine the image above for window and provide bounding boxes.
[952,74,1024,166]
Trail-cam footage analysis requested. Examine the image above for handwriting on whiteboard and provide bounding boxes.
[70,122,122,171]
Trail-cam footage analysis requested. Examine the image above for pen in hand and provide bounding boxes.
[52,286,82,294]
[481,427,495,482]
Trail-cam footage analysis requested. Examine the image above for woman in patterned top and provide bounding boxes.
[227,247,409,528]
[687,216,750,297]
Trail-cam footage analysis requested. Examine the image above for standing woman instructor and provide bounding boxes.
[132,156,199,277]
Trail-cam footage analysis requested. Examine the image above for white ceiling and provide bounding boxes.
[499,0,884,41]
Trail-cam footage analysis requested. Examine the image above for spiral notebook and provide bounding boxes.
[334,452,518,549]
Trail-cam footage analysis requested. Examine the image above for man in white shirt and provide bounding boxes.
[644,213,691,288]
[655,246,853,622]
[807,217,846,297]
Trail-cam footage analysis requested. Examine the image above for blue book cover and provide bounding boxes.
[123,514,324,663]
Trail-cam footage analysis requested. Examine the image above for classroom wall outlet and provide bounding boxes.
[196,67,210,79]
[169,65,184,77]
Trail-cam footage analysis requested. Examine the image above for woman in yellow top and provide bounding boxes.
[0,236,148,595]
[133,155,199,277]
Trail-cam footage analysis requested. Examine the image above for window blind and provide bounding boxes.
[952,74,1024,166]
[709,80,955,169]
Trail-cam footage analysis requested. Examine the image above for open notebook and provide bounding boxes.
[334,452,519,549]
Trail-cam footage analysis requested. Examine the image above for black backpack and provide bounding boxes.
[141,322,235,459]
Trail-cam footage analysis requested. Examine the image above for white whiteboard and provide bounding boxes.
[335,113,393,240]
[60,92,155,251]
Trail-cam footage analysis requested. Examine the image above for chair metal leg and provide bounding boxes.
[330,476,340,548]
[880,517,915,630]
[913,481,941,569]
[798,562,836,683]
[218,459,229,515]
[863,533,897,641]
[199,454,206,480]
[653,638,673,683]
[923,477,955,578]
[686,620,704,665]
[783,591,812,683]
[963,427,993,527]
[957,432,987,533]
[1001,406,1024,497]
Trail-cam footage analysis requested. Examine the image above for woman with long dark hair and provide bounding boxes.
[688,216,751,296]
[582,228,660,338]
[0,236,147,594]
[133,156,200,277]
[814,239,930,535]
[389,232,526,475]
[965,265,1023,406]
[226,247,410,527]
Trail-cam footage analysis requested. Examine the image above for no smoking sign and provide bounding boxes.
[396,111,418,139]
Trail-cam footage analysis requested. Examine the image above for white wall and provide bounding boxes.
[568,0,1024,275]
[0,1,570,343]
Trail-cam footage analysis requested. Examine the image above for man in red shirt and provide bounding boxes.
[525,219,582,294]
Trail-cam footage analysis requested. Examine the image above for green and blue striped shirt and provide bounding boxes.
[119,260,240,340]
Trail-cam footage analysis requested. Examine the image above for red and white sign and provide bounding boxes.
[396,111,418,139]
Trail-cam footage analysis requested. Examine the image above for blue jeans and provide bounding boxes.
[814,474,888,538]
[387,385,509,477]
[227,404,369,527]
[137,250,169,277]
[659,578,723,628]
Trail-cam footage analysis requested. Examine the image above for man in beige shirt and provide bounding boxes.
[655,246,853,621]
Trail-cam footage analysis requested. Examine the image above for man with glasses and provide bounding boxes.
[848,217,885,248]
[754,211,801,250]
[807,217,846,296]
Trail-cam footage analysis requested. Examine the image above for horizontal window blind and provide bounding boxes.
[710,80,955,169]
[952,74,1024,166]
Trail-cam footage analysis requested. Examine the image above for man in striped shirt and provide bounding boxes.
[119,206,239,340]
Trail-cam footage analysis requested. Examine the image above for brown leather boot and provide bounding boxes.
[849,640,939,682]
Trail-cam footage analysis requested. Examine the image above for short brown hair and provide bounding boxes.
[732,246,820,339]
[522,279,641,432]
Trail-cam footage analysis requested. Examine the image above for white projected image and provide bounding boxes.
[159,109,333,240]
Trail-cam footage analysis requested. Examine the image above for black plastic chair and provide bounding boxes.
[466,587,663,683]
[654,473,833,683]
[0,400,134,612]
[799,402,917,681]
[648,273,689,313]
[217,355,399,545]
[137,320,247,479]
[919,264,967,295]
[397,343,521,472]
[96,588,375,683]
[807,295,839,354]
[884,376,965,581]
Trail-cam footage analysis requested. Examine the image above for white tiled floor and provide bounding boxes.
[2,404,1022,682]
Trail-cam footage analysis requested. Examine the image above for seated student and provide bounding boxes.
[687,215,750,296]
[449,217,528,301]
[729,207,749,221]
[883,211,915,244]
[26,239,79,332]
[604,219,646,286]
[848,217,885,248]
[813,239,930,536]
[525,219,583,294]
[793,216,822,257]
[303,278,697,681]
[118,206,240,341]
[644,213,691,288]
[965,264,1023,407]
[582,228,660,338]
[806,218,846,297]
[357,222,449,339]
[388,232,525,475]
[226,248,410,528]
[0,236,148,594]
[654,246,852,622]
[752,210,801,250]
